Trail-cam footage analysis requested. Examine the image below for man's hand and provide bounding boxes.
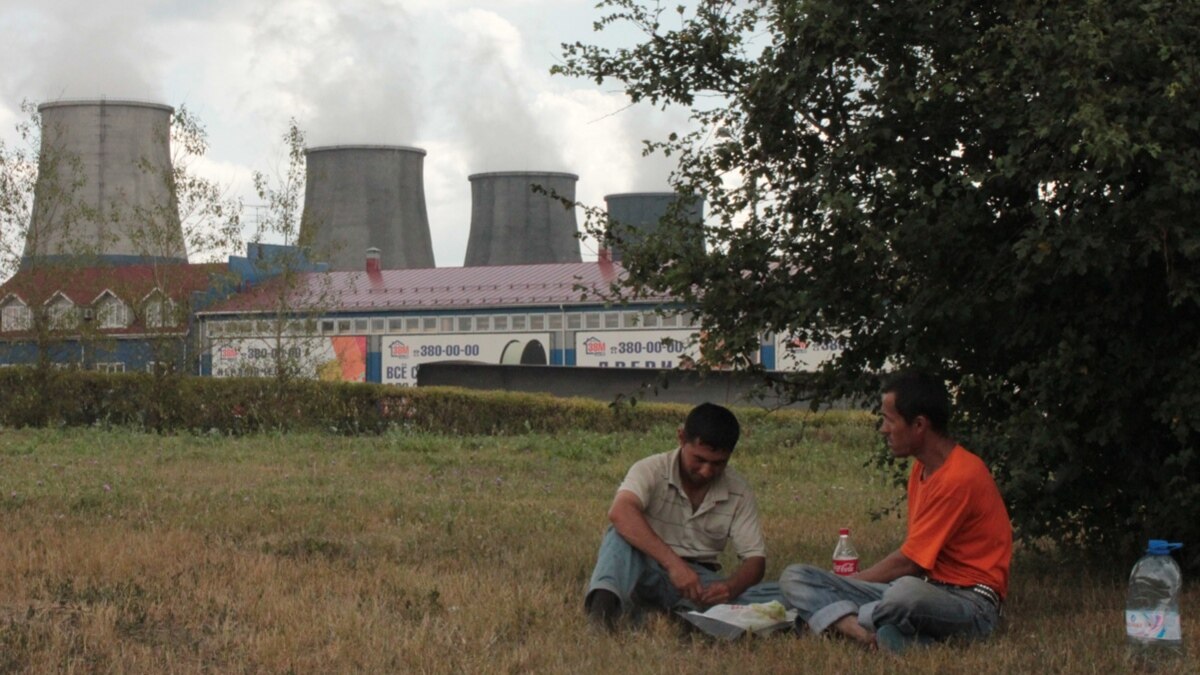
[667,562,704,603]
[698,580,733,606]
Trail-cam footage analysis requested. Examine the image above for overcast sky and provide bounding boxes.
[0,0,694,266]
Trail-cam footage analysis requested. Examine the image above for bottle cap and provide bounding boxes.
[1146,540,1183,555]
[839,528,850,536]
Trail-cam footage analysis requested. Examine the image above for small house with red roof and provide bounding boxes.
[0,261,229,372]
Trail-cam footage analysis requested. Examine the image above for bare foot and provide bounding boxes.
[830,614,877,650]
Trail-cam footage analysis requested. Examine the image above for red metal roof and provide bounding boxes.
[200,260,675,316]
[0,262,227,336]
[0,263,226,305]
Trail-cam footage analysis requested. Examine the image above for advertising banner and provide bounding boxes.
[773,333,845,371]
[574,329,700,369]
[211,336,367,381]
[381,333,552,386]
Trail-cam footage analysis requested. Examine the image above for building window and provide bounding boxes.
[49,296,79,329]
[440,317,453,332]
[422,317,437,331]
[567,314,581,330]
[95,362,125,373]
[623,312,640,328]
[145,297,178,328]
[1,301,32,332]
[604,313,620,329]
[96,295,132,326]
[337,319,351,333]
[403,317,418,332]
[494,316,508,330]
[476,316,490,331]
[642,312,659,328]
[371,318,384,332]
[530,315,544,330]
[512,315,526,330]
[661,313,679,328]
[457,316,471,332]
[321,320,335,333]
[354,319,368,331]
[145,362,174,375]
[548,314,562,330]
[390,318,404,331]
[585,313,601,329]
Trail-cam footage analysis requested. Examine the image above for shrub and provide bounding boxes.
[0,368,809,436]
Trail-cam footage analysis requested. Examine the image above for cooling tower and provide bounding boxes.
[603,192,705,262]
[464,171,581,266]
[300,145,435,271]
[24,100,185,264]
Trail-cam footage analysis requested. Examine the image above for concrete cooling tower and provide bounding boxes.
[25,100,185,264]
[464,171,581,266]
[300,145,435,271]
[603,192,705,262]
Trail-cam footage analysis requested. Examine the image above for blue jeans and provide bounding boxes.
[586,527,783,616]
[779,564,1000,643]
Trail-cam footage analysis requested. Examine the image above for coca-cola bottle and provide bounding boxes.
[832,528,859,576]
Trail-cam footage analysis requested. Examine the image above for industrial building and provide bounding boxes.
[464,172,582,266]
[196,257,706,384]
[25,100,186,265]
[300,145,436,271]
[0,97,845,383]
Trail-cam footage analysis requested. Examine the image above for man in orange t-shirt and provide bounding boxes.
[780,371,1012,653]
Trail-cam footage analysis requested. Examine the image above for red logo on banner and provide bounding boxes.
[389,340,410,358]
[583,337,606,355]
[787,338,810,352]
[219,346,239,360]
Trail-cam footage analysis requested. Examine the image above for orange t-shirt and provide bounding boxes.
[900,445,1013,598]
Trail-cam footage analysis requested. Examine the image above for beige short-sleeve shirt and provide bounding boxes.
[618,448,767,565]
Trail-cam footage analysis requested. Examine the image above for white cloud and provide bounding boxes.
[421,139,473,266]
[439,8,567,173]
[0,0,700,268]
[0,0,163,102]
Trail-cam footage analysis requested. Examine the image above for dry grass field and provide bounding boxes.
[0,415,1194,673]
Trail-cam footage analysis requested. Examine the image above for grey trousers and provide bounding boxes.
[779,564,1000,643]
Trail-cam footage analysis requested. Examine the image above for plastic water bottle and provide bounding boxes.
[1126,540,1184,664]
[832,528,859,576]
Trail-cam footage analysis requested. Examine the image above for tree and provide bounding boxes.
[211,120,347,417]
[556,1,1200,567]
[110,104,244,386]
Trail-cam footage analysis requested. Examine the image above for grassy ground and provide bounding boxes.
[0,417,1193,673]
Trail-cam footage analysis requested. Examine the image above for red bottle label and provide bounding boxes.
[833,558,859,576]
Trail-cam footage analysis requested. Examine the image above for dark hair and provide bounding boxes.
[882,370,951,433]
[682,402,740,452]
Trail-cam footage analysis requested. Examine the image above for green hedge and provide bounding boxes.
[0,368,840,435]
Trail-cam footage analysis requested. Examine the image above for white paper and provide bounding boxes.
[680,602,798,639]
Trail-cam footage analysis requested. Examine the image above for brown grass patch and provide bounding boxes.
[0,422,1192,673]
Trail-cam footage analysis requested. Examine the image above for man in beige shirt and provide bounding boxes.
[584,402,782,629]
